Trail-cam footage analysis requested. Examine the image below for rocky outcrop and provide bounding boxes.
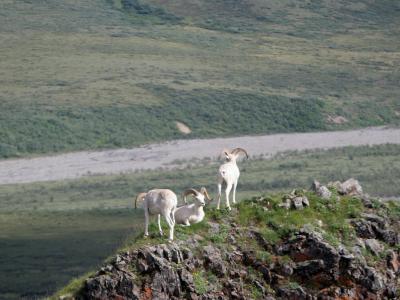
[328,178,363,196]
[58,180,399,300]
[74,224,399,300]
[280,190,309,210]
[311,180,332,199]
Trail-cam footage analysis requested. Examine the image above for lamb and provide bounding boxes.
[135,189,177,241]
[174,187,212,226]
[217,148,248,210]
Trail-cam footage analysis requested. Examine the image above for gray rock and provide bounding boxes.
[279,231,340,285]
[85,272,139,299]
[203,245,227,277]
[361,194,373,208]
[365,239,384,256]
[360,213,387,229]
[311,180,321,190]
[361,266,385,292]
[318,185,332,199]
[292,197,304,210]
[351,219,376,239]
[386,250,399,272]
[277,286,307,299]
[282,263,294,276]
[302,196,310,207]
[374,228,400,246]
[294,259,325,279]
[338,178,363,196]
[312,181,332,199]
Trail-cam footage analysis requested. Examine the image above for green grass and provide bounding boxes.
[236,192,363,245]
[0,0,399,158]
[1,144,399,299]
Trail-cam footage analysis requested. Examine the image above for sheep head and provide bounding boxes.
[183,188,206,206]
[223,148,249,161]
[135,192,147,209]
[200,187,213,203]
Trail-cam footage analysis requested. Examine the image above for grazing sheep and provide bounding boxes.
[217,148,248,210]
[175,187,212,226]
[135,189,177,241]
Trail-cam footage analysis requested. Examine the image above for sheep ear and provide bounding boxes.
[200,187,213,202]
[220,148,231,159]
[223,151,230,160]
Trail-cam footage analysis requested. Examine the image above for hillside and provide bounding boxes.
[1,0,400,158]
[55,180,400,299]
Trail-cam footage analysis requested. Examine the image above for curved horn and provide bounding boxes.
[135,192,147,209]
[231,148,249,159]
[183,188,199,204]
[200,187,213,202]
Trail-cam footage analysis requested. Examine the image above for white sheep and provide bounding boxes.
[174,187,212,226]
[135,189,177,241]
[217,148,248,210]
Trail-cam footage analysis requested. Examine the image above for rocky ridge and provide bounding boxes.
[57,179,400,300]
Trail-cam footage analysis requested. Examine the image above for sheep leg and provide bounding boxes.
[164,214,175,241]
[180,219,191,226]
[144,203,149,237]
[232,180,238,204]
[217,179,223,210]
[170,208,176,226]
[157,214,163,236]
[225,182,233,211]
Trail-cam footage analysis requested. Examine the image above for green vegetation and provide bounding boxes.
[1,0,399,158]
[1,144,399,298]
[193,271,216,294]
[237,192,363,245]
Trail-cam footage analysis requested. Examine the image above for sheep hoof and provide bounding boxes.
[227,207,232,211]
[159,231,164,236]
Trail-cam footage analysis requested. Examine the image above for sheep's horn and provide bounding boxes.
[183,188,199,204]
[200,187,213,203]
[135,192,147,209]
[231,148,249,159]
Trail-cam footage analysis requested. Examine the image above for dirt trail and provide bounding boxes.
[0,126,399,185]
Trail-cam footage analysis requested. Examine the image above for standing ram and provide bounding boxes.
[217,148,248,210]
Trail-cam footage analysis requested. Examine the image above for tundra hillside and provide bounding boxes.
[55,179,400,299]
[1,0,400,158]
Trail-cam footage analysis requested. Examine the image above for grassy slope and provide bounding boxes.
[1,144,399,298]
[1,0,399,158]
